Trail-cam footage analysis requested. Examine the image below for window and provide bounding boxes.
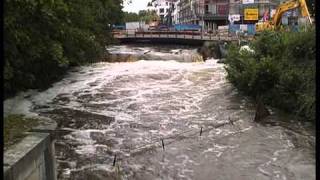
[160,8,164,13]
[205,5,209,14]
[166,2,168,5]
[166,8,169,13]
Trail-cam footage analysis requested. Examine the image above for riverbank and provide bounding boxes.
[3,45,315,179]
[224,28,315,122]
[4,0,123,99]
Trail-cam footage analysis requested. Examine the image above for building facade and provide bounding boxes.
[177,0,230,31]
[147,0,301,30]
[149,0,178,24]
[175,0,283,31]
[229,0,280,24]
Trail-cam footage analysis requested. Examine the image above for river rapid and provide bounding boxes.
[4,44,315,180]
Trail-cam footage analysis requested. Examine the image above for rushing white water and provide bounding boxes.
[4,45,315,180]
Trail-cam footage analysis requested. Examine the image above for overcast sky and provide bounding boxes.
[123,0,150,13]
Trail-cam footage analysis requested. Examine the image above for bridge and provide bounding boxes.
[113,30,254,45]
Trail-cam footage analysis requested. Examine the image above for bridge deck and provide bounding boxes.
[113,30,254,43]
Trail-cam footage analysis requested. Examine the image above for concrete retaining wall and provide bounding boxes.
[4,119,57,180]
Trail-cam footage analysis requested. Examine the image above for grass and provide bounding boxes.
[4,114,39,151]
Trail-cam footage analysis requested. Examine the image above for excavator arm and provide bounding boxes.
[298,0,312,24]
[272,0,300,26]
[256,0,312,32]
[272,0,312,26]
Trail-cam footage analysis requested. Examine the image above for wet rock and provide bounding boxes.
[40,108,115,129]
[198,41,222,60]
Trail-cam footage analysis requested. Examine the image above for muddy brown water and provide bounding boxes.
[4,44,315,180]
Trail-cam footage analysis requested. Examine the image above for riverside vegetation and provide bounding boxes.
[225,28,315,122]
[4,0,124,98]
[4,0,124,149]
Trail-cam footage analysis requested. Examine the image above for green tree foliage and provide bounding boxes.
[123,12,140,22]
[4,0,124,98]
[122,10,159,23]
[225,28,315,121]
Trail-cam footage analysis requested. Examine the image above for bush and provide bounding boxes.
[225,28,315,122]
[4,0,124,98]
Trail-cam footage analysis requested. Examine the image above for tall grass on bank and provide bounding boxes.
[225,28,315,122]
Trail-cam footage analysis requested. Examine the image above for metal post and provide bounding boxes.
[161,139,165,151]
[113,154,117,166]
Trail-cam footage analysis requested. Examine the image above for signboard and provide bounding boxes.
[244,8,259,20]
[228,14,241,23]
[242,0,254,4]
[240,24,248,31]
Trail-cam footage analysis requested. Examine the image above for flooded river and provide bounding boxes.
[4,44,315,180]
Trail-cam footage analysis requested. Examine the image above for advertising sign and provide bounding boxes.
[240,24,248,31]
[242,0,254,4]
[228,14,241,23]
[244,8,259,20]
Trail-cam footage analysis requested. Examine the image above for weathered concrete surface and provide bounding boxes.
[4,118,57,180]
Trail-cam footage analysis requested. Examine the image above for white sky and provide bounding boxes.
[123,0,150,13]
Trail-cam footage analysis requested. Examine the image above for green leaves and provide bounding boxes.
[225,29,315,121]
[122,10,160,23]
[4,0,124,97]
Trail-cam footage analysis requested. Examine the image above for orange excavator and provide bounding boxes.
[255,0,312,32]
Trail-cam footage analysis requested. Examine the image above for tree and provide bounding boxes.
[4,0,124,98]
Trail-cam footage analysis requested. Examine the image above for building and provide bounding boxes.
[148,0,302,30]
[149,0,178,24]
[178,0,229,31]
[229,0,280,24]
[172,0,181,24]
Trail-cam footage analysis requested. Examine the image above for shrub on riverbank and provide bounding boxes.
[4,0,123,98]
[225,28,315,122]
